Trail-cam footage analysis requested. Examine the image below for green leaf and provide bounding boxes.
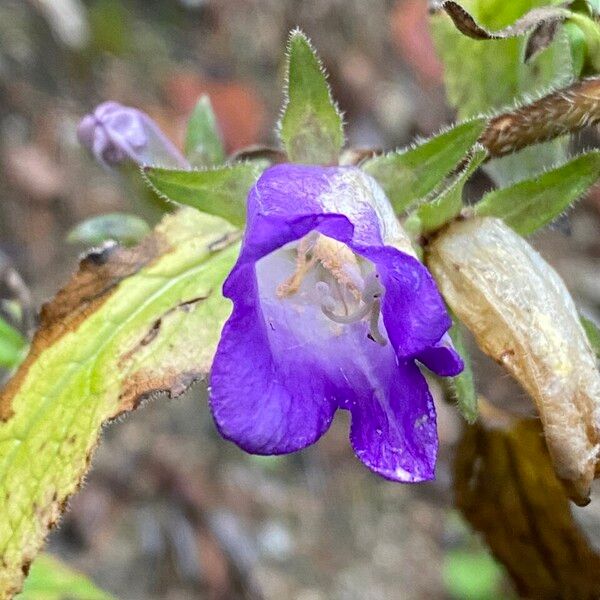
[17,554,114,600]
[0,208,239,596]
[406,145,487,235]
[564,21,587,76]
[279,29,344,164]
[431,0,574,119]
[581,314,600,359]
[184,95,226,167]
[571,0,600,15]
[67,213,150,247]
[143,163,260,228]
[447,317,478,423]
[474,151,600,235]
[0,316,27,369]
[566,11,600,72]
[363,119,486,213]
[443,549,505,600]
[89,0,131,56]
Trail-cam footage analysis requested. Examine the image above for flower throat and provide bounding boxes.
[276,233,387,345]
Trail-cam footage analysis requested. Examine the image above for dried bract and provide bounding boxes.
[427,217,600,503]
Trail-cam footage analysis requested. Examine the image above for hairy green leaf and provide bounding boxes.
[447,317,478,424]
[17,554,114,600]
[474,151,600,235]
[581,314,600,359]
[184,95,226,167]
[0,208,238,596]
[67,213,150,247]
[431,0,574,119]
[362,119,486,213]
[143,164,260,228]
[279,30,344,164]
[407,145,486,235]
[0,316,27,369]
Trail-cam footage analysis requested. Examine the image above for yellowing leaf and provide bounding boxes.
[0,208,239,597]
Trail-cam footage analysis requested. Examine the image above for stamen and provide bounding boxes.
[276,234,387,346]
[367,299,387,346]
[320,271,387,345]
[322,299,373,324]
[276,235,317,298]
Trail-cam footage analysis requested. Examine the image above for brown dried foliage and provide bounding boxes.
[455,400,600,599]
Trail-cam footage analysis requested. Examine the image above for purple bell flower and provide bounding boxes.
[209,164,463,482]
[77,101,189,169]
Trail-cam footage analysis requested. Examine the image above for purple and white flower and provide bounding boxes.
[77,101,189,169]
[209,164,463,482]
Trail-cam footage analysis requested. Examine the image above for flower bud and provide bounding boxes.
[427,216,600,504]
[77,101,189,169]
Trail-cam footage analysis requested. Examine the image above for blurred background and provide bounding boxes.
[1,1,600,598]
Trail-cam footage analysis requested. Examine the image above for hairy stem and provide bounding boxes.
[480,77,600,158]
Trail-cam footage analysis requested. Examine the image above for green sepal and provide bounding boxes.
[362,119,486,214]
[474,151,600,235]
[447,316,478,424]
[581,314,600,359]
[143,163,260,228]
[406,145,487,235]
[279,29,344,165]
[184,95,226,167]
[67,213,150,247]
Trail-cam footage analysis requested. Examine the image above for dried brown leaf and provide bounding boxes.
[436,1,570,60]
[455,399,600,598]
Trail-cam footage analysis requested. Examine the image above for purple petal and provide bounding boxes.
[349,361,438,482]
[77,101,189,169]
[245,165,450,355]
[210,165,453,460]
[417,333,464,376]
[209,247,338,453]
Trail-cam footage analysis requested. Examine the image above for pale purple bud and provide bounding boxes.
[77,101,189,169]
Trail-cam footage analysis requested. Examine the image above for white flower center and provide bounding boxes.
[276,233,387,345]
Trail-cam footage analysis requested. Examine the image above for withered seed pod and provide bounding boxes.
[427,216,600,504]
